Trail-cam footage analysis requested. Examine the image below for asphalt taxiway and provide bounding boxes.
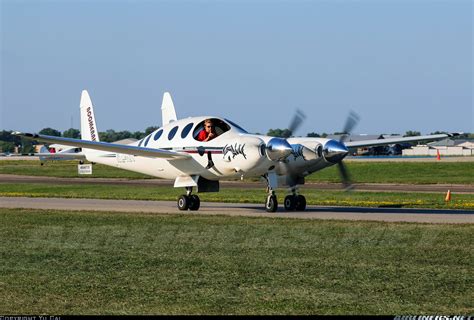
[1,197,472,224]
[1,174,473,194]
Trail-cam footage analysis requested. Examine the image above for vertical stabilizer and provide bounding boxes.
[80,90,100,142]
[161,92,178,126]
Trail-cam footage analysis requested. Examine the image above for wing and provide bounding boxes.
[14,132,191,160]
[344,133,459,148]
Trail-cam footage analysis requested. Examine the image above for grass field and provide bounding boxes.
[1,208,472,315]
[1,160,473,184]
[1,182,474,209]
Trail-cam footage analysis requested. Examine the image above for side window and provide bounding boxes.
[154,129,163,141]
[143,135,151,147]
[168,126,179,140]
[181,122,194,139]
[138,139,144,147]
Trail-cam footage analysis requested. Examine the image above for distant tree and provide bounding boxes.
[39,127,61,137]
[267,128,292,138]
[307,132,320,137]
[0,141,14,153]
[145,126,159,136]
[116,130,132,141]
[63,128,80,139]
[430,131,448,135]
[0,131,22,152]
[404,130,421,137]
[98,129,117,142]
[132,131,146,140]
[19,137,35,154]
[0,130,15,143]
[321,132,328,138]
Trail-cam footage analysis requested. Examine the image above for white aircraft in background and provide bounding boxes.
[15,90,457,212]
[35,144,85,165]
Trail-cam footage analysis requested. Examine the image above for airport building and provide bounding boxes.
[402,139,474,156]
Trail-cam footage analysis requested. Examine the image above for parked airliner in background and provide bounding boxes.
[15,90,456,212]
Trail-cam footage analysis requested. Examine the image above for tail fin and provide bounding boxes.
[80,90,100,142]
[161,92,178,126]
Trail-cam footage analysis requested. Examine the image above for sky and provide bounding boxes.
[1,0,472,136]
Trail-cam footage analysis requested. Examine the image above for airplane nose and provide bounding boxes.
[323,140,349,163]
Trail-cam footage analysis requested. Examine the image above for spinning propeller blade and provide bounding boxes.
[286,109,306,138]
[335,110,360,190]
[340,110,360,143]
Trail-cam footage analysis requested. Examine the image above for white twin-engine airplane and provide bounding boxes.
[15,90,456,212]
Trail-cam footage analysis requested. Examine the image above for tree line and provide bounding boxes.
[0,127,159,153]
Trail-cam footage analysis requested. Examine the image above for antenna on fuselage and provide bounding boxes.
[161,92,178,126]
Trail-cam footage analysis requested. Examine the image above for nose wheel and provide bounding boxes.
[177,187,200,211]
[265,194,278,212]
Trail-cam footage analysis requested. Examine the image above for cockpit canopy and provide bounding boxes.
[192,117,248,141]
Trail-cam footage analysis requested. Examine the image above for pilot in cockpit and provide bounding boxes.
[197,119,217,142]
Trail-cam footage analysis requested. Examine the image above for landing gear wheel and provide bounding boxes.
[284,195,296,211]
[189,195,200,211]
[265,195,278,212]
[177,195,190,211]
[295,195,306,211]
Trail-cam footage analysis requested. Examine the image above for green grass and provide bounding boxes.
[306,161,474,184]
[0,160,150,179]
[1,183,473,209]
[1,160,473,184]
[1,208,472,314]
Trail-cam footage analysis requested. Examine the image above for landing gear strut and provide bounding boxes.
[284,187,306,211]
[263,172,278,212]
[177,187,200,211]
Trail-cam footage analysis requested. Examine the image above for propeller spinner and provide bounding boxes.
[265,137,293,161]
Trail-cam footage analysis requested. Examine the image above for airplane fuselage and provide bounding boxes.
[86,116,335,185]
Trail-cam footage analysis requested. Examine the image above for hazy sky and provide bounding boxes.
[1,0,472,135]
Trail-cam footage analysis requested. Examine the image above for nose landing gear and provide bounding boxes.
[177,187,200,211]
[265,192,278,212]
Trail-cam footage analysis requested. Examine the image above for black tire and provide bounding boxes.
[177,195,190,211]
[295,195,306,211]
[284,195,296,211]
[189,195,200,211]
[265,195,278,212]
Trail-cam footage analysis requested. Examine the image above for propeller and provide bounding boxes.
[264,109,307,162]
[284,109,306,138]
[340,111,360,143]
[323,110,360,190]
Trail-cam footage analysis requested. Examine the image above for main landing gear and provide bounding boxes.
[284,187,306,211]
[177,187,200,211]
[264,189,307,212]
[263,173,307,212]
